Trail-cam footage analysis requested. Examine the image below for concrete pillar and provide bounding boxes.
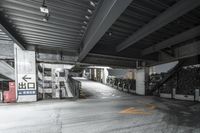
[14,44,37,102]
[102,68,108,84]
[82,70,86,78]
[135,67,149,95]
[172,88,176,99]
[89,69,92,80]
[136,68,145,95]
[94,68,97,80]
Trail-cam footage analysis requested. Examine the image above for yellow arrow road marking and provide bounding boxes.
[119,107,151,115]
[146,104,156,110]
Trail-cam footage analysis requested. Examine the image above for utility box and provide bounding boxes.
[3,82,16,103]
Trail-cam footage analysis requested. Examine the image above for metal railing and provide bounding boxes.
[68,76,81,99]
[107,77,136,93]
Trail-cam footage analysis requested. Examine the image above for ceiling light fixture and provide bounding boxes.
[40,0,50,22]
[108,32,112,36]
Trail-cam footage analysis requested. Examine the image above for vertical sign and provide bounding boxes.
[14,44,37,102]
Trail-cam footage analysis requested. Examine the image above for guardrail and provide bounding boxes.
[68,76,81,99]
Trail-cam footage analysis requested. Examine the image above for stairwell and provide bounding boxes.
[149,61,184,95]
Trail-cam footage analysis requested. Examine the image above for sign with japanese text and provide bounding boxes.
[17,74,36,95]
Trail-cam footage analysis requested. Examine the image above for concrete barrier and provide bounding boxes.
[129,90,136,94]
[175,94,194,101]
[160,93,172,99]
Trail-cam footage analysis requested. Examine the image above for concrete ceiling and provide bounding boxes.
[0,0,200,68]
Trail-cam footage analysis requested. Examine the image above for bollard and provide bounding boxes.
[117,82,120,90]
[122,84,124,91]
[128,84,131,93]
[195,89,199,101]
[172,88,176,99]
[78,82,81,98]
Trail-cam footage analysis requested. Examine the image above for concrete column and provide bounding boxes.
[172,88,176,99]
[136,68,145,95]
[94,68,97,80]
[135,67,149,95]
[89,69,92,80]
[14,44,37,102]
[102,68,108,84]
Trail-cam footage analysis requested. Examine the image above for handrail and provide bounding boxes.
[68,76,81,99]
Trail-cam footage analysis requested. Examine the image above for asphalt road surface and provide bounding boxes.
[0,79,200,133]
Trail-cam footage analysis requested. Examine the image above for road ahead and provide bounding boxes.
[0,79,200,133]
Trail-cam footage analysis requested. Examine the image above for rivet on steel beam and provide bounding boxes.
[83,21,88,25]
[82,26,87,29]
[90,1,96,7]
[87,9,93,14]
[85,16,90,20]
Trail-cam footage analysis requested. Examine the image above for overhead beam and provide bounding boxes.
[36,58,76,65]
[173,40,200,59]
[149,40,200,66]
[37,52,78,64]
[88,53,140,62]
[82,53,137,68]
[36,46,78,55]
[78,0,133,61]
[142,25,200,55]
[0,14,26,50]
[116,0,200,52]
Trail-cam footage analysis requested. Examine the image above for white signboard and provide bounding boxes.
[17,74,36,96]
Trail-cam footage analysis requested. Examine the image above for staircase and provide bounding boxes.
[58,77,73,98]
[149,61,184,95]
